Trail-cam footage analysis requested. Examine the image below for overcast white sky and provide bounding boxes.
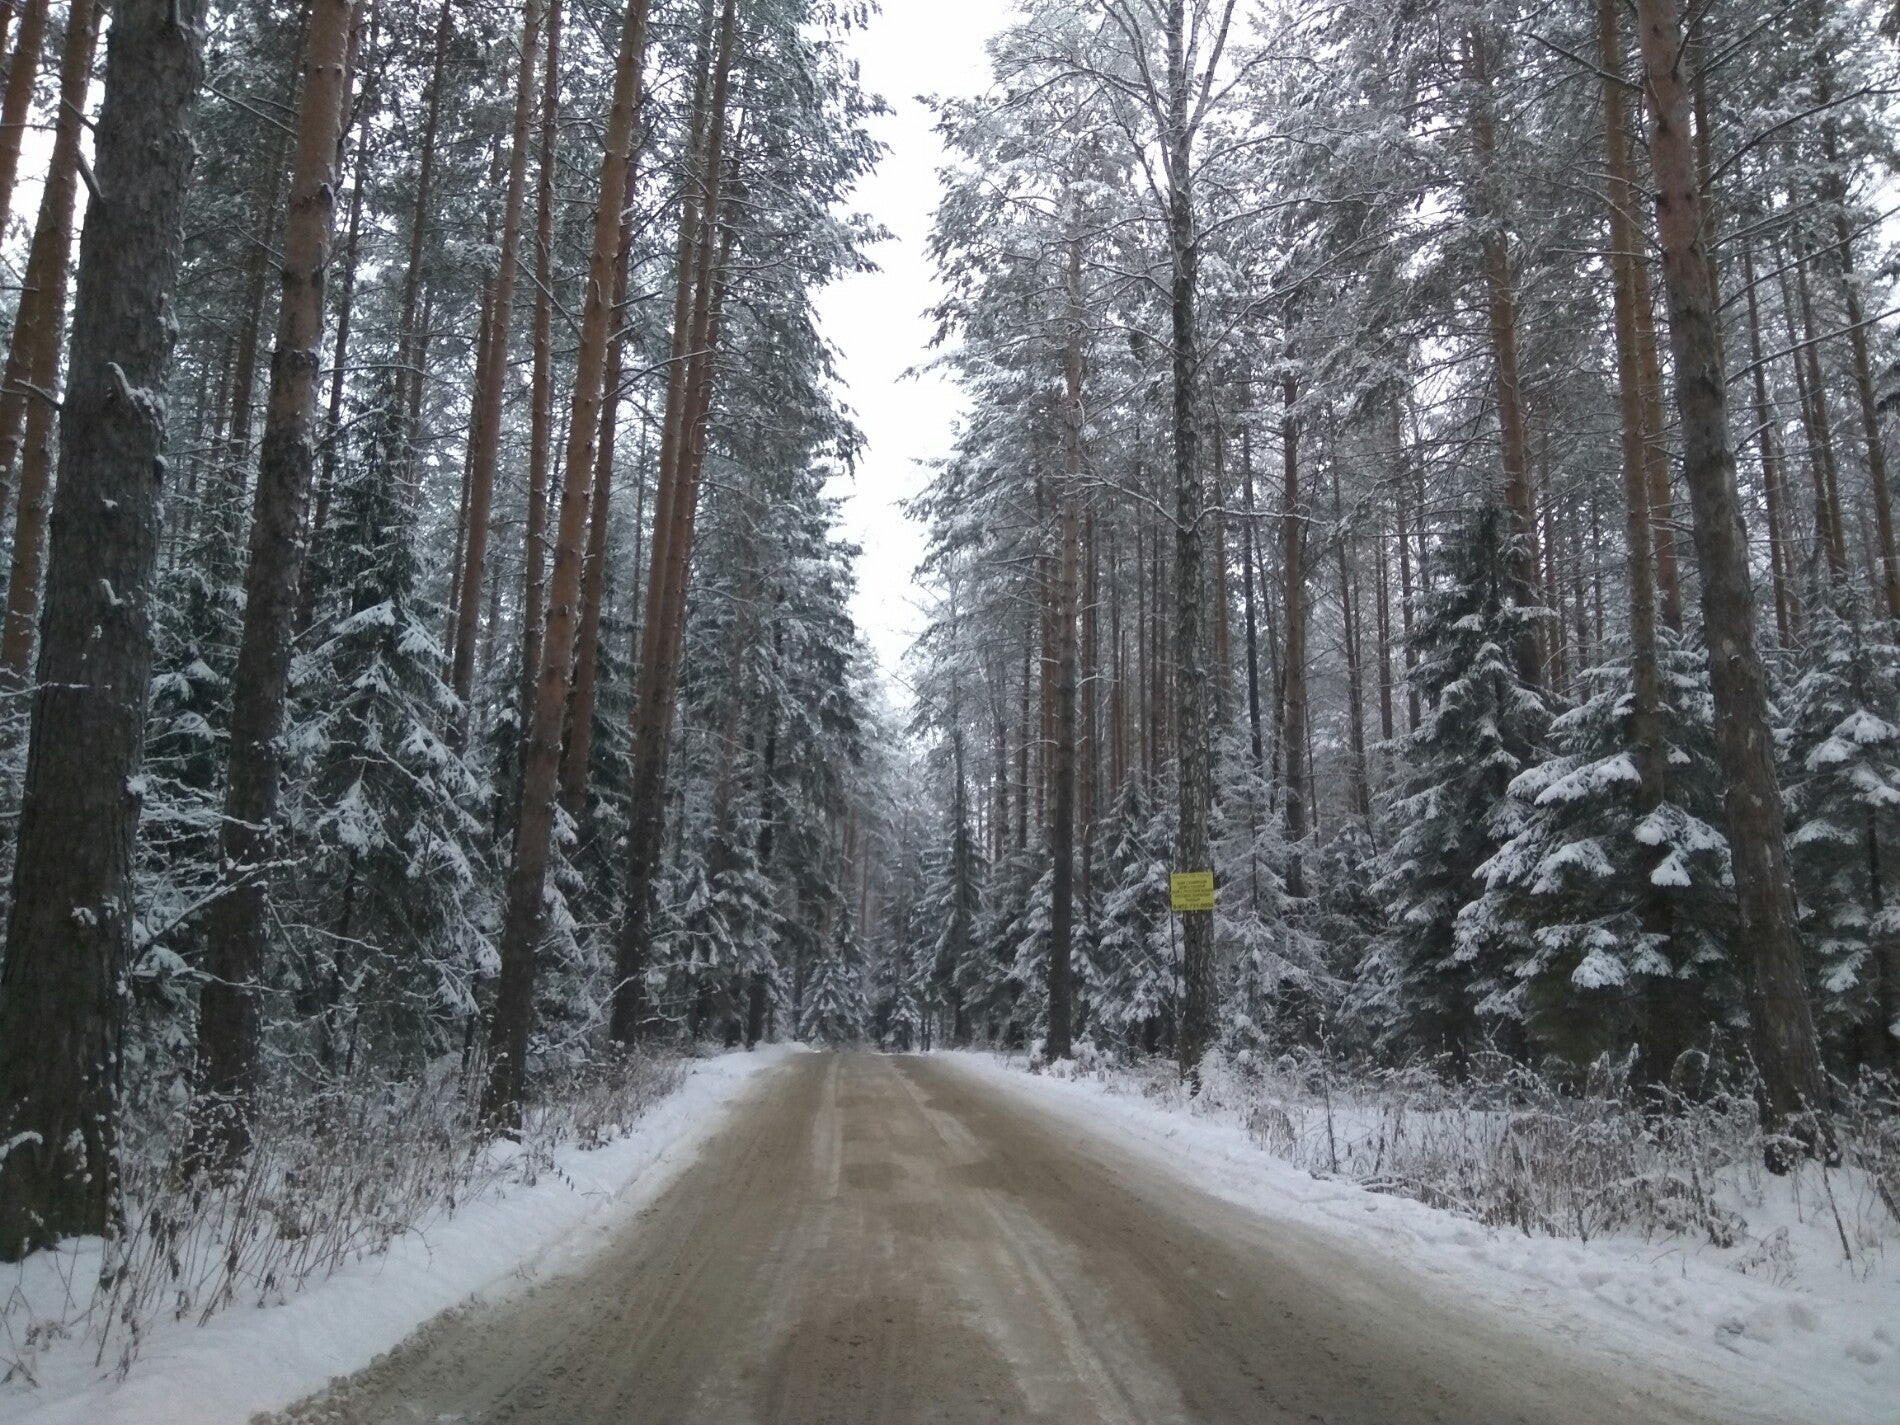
[814,0,1018,698]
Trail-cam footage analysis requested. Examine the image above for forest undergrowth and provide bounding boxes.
[0,1051,682,1384]
[1033,1045,1900,1277]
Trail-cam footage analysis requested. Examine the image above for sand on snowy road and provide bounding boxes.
[264,1051,1761,1425]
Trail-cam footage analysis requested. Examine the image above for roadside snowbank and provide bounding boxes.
[948,1050,1900,1425]
[2,1044,795,1425]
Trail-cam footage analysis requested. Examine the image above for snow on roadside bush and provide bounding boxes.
[0,1052,682,1385]
[1043,1044,1899,1272]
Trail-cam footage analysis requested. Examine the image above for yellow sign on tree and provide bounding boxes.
[1169,870,1215,913]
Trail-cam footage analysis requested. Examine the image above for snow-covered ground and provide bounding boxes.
[950,1050,1900,1425]
[1,1044,797,1425]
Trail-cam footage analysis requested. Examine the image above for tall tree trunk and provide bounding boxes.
[311,30,375,588]
[221,116,293,479]
[1629,210,1684,630]
[1165,0,1216,1079]
[1331,459,1370,825]
[192,0,355,1168]
[518,0,562,762]
[1240,424,1264,768]
[561,143,638,817]
[0,0,206,1262]
[1046,219,1084,1062]
[394,0,452,442]
[1280,370,1308,892]
[1818,91,1900,619]
[1791,242,1850,581]
[1396,436,1419,732]
[1635,0,1834,1167]
[450,0,544,720]
[1603,0,1664,802]
[1467,25,1544,685]
[0,0,99,679]
[0,0,46,248]
[485,0,651,1120]
[610,0,738,1044]
[1603,0,1679,1075]
[0,0,96,518]
[1741,241,1798,643]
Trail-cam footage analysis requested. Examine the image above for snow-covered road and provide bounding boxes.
[252,1051,1780,1424]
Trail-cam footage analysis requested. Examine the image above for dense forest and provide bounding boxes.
[0,0,1894,1276]
[895,0,1900,1167]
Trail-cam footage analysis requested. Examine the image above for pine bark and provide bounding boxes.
[486,0,651,1121]
[0,0,206,1261]
[192,0,355,1167]
[1635,0,1835,1166]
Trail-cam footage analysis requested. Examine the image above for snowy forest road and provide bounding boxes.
[269,1053,1756,1425]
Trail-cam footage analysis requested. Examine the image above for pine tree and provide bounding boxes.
[0,0,210,1257]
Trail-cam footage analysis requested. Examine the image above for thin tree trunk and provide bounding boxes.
[1280,371,1308,891]
[1792,241,1850,581]
[1396,437,1419,731]
[1331,458,1370,825]
[0,0,206,1261]
[486,0,651,1120]
[311,33,374,582]
[0,0,47,248]
[0,0,99,678]
[221,117,293,481]
[1166,0,1216,1078]
[1741,241,1798,643]
[192,0,355,1168]
[1240,424,1264,768]
[1630,210,1684,631]
[1602,0,1675,1074]
[1635,0,1835,1167]
[0,0,97,517]
[561,143,638,817]
[1818,95,1900,618]
[610,0,739,1044]
[518,0,562,757]
[450,0,545,719]
[1468,25,1544,684]
[1046,218,1083,1062]
[395,0,452,443]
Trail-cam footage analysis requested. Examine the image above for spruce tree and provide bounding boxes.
[1359,506,1553,1071]
[1784,592,1900,1076]
[288,386,488,1075]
